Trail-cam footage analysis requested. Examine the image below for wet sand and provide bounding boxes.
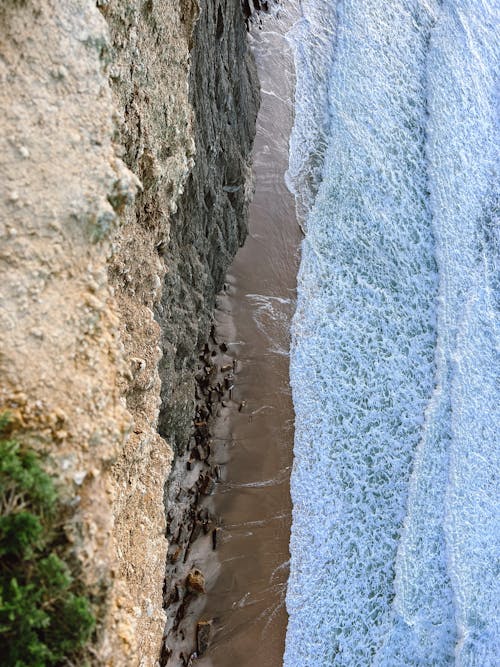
[197,5,302,666]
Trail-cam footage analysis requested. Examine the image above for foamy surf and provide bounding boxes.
[285,1,499,665]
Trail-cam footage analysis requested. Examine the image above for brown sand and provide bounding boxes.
[197,5,302,666]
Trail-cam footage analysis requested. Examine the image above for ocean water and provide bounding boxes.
[285,1,499,666]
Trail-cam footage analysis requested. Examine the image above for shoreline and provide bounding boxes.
[161,327,243,666]
[160,4,302,665]
[197,4,302,665]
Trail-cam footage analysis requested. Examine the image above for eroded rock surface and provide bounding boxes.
[158,0,259,454]
[0,0,258,664]
[158,1,259,662]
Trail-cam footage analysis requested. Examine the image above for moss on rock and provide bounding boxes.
[0,414,95,667]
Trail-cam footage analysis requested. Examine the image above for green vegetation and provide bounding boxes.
[0,414,95,666]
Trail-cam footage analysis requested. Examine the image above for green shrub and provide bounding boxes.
[0,414,95,666]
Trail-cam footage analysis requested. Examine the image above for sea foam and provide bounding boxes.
[285,1,499,665]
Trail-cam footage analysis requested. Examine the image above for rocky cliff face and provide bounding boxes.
[158,2,259,661]
[0,1,258,664]
[158,0,258,458]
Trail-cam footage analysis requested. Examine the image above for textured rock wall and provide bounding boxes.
[159,0,259,660]
[0,0,257,664]
[158,0,259,457]
[100,0,197,661]
[0,2,141,663]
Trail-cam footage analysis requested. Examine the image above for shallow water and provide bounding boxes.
[286,1,499,665]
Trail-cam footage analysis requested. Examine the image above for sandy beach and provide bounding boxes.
[196,5,302,666]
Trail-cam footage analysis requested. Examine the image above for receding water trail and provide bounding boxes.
[286,0,499,665]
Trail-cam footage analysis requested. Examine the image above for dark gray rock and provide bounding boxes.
[157,0,259,456]
[196,619,213,655]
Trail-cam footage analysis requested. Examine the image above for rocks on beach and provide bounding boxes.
[161,329,237,664]
[196,620,212,655]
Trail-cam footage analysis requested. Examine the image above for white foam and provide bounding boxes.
[285,0,500,665]
[285,0,337,224]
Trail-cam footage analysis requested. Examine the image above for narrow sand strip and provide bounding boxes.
[197,5,302,666]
